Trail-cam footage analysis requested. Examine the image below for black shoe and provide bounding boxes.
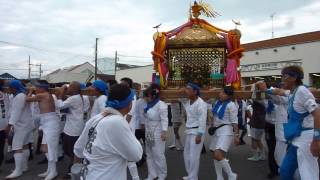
[37,158,48,164]
[267,172,279,179]
[239,140,246,145]
[5,157,14,164]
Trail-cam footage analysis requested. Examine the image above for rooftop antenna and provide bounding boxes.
[270,13,276,38]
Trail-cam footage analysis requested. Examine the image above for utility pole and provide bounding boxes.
[114,51,118,77]
[94,38,98,80]
[271,13,276,38]
[28,56,31,80]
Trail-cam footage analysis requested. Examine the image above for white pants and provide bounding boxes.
[146,138,167,180]
[40,112,61,162]
[183,134,204,180]
[293,130,319,180]
[275,123,287,166]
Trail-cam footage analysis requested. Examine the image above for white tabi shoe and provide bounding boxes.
[5,170,23,179]
[182,176,189,180]
[228,173,237,180]
[44,171,58,180]
[38,171,49,178]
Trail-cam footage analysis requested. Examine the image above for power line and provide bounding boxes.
[117,53,152,59]
[0,40,94,58]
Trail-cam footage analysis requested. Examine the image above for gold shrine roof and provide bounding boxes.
[167,24,225,48]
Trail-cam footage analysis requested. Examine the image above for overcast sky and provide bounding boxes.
[0,0,319,78]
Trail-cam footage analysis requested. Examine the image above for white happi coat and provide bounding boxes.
[144,100,168,180]
[290,86,319,180]
[134,98,146,130]
[9,93,34,150]
[210,101,237,152]
[74,108,143,180]
[180,97,207,180]
[90,95,107,118]
[128,95,137,133]
[57,94,84,136]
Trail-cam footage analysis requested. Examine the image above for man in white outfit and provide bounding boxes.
[180,83,207,180]
[56,81,84,177]
[26,81,60,180]
[89,80,108,118]
[74,83,143,180]
[5,80,34,179]
[270,66,320,180]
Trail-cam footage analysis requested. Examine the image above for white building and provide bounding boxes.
[241,31,320,86]
[115,65,153,85]
[45,62,104,83]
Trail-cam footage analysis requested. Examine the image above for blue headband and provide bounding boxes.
[187,83,200,96]
[105,90,134,109]
[92,80,108,95]
[35,83,49,90]
[80,83,86,90]
[9,80,26,95]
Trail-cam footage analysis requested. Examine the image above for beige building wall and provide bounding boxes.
[116,65,153,84]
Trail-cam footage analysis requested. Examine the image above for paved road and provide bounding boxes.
[0,134,277,180]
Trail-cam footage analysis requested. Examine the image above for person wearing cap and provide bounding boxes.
[210,86,239,180]
[179,82,207,180]
[143,84,168,180]
[89,80,108,118]
[25,81,60,180]
[264,65,320,180]
[56,81,84,178]
[5,80,34,179]
[73,83,143,180]
[80,83,90,122]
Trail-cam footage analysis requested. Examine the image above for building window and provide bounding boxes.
[255,51,259,55]
[273,49,278,52]
[291,46,296,50]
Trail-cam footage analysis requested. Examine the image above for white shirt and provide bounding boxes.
[144,100,168,137]
[74,108,143,180]
[213,101,238,136]
[128,95,137,131]
[90,95,107,118]
[57,94,84,136]
[8,93,34,131]
[291,86,318,129]
[180,97,207,135]
[134,98,146,129]
[268,94,289,124]
[0,92,10,130]
[290,86,318,147]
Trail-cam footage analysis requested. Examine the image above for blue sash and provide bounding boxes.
[212,100,231,119]
[283,86,311,141]
[144,98,160,113]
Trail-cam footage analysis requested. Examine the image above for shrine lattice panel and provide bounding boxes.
[167,48,225,87]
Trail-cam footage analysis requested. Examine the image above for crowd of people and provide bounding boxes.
[0,65,319,180]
